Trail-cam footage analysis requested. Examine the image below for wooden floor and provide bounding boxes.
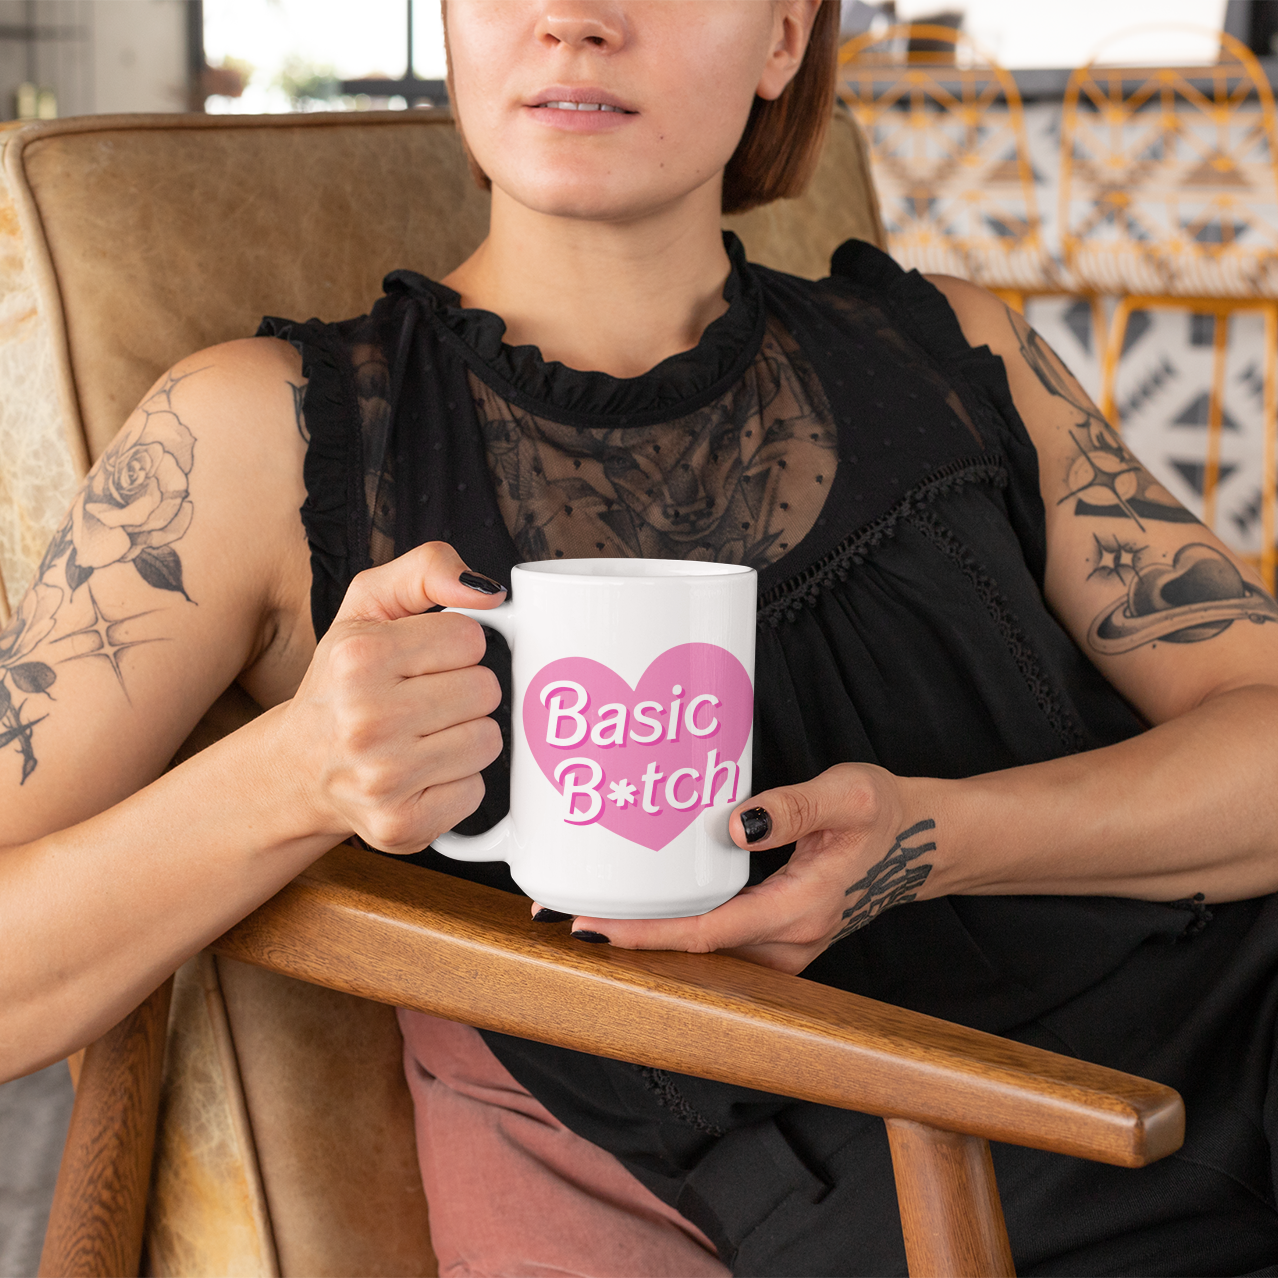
[0,1063,73,1278]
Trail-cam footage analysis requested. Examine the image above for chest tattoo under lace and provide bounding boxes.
[473,318,839,569]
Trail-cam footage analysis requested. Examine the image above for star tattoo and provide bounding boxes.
[1060,425,1148,529]
[52,585,165,699]
[1088,533,1148,585]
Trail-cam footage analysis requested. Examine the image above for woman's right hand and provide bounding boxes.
[282,541,507,855]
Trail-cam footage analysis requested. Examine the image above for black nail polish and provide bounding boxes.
[740,807,772,844]
[459,571,505,595]
[572,930,611,944]
[533,908,573,922]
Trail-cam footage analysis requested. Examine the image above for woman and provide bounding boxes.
[6,1,1278,1272]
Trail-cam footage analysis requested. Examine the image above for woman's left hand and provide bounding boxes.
[552,763,942,974]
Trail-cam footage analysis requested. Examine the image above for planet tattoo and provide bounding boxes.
[1088,543,1278,655]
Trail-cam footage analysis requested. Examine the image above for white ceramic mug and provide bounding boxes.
[434,559,757,918]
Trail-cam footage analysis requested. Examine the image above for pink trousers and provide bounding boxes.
[397,1009,730,1278]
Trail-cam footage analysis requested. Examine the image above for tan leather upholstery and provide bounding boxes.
[0,121,87,626]
[3,107,884,1276]
[0,112,492,623]
[145,954,279,1278]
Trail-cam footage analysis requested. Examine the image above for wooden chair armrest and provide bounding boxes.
[213,843,1183,1169]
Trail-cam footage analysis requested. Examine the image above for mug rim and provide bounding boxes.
[514,558,755,583]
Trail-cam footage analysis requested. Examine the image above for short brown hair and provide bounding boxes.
[443,0,840,216]
[722,0,840,214]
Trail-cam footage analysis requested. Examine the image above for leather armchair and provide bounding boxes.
[0,109,1179,1278]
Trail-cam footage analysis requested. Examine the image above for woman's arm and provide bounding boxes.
[0,341,504,1079]
[903,277,1278,905]
[573,282,1278,972]
[931,275,1278,730]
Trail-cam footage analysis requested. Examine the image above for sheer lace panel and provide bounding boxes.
[473,317,839,568]
[350,337,398,568]
[818,286,985,447]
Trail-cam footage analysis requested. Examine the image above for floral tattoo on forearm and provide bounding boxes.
[0,370,201,783]
[834,818,936,942]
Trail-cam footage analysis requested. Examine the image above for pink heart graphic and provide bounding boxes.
[522,643,753,852]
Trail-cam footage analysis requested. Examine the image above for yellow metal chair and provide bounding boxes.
[1060,29,1278,586]
[837,23,1070,317]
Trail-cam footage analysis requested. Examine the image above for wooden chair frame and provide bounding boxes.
[41,844,1184,1278]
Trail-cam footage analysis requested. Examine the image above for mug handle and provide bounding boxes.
[433,813,515,863]
[439,600,518,642]
[432,601,517,864]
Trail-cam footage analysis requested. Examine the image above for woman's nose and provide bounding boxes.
[535,2,627,54]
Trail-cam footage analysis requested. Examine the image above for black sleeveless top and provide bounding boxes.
[261,239,1278,1276]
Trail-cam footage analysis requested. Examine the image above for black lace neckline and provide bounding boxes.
[382,232,767,429]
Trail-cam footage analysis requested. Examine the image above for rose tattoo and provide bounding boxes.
[67,391,196,598]
[0,369,202,783]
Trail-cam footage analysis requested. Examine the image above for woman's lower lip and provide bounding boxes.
[523,105,636,133]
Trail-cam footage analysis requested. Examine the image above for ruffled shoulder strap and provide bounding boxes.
[257,299,408,640]
[829,238,980,364]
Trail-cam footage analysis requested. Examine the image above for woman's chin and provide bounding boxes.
[492,172,719,229]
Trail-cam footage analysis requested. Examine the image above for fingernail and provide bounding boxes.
[533,908,573,922]
[740,807,772,844]
[459,571,505,595]
[572,930,611,944]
